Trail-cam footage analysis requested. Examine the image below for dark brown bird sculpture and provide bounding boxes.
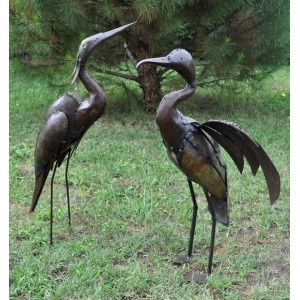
[136,49,280,283]
[30,22,135,244]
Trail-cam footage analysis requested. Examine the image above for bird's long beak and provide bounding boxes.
[72,22,136,83]
[136,56,170,69]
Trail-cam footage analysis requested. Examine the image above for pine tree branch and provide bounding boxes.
[89,64,139,82]
[124,42,138,66]
[20,59,65,67]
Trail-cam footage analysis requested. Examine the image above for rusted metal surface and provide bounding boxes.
[137,48,280,283]
[30,22,135,244]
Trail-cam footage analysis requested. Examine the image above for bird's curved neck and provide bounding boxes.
[79,66,106,107]
[156,81,196,149]
[156,81,196,141]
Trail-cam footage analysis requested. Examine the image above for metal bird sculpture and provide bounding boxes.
[136,49,280,283]
[30,22,135,244]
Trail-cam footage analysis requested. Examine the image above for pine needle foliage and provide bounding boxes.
[9,0,289,107]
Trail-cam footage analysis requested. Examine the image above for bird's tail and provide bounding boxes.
[30,173,47,213]
[206,193,230,226]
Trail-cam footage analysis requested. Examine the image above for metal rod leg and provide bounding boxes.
[204,190,217,275]
[173,179,198,265]
[184,214,216,284]
[65,151,71,227]
[50,162,58,245]
[187,179,198,258]
[184,190,217,284]
[208,216,216,274]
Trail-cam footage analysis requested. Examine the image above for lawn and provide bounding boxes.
[9,63,289,299]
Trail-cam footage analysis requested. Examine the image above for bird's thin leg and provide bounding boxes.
[173,179,198,265]
[184,191,217,284]
[204,191,216,275]
[208,214,216,275]
[65,151,71,227]
[50,161,58,245]
[187,179,198,258]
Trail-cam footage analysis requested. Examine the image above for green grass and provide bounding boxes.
[9,63,289,299]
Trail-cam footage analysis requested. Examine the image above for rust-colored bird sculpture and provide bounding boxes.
[30,22,135,244]
[137,49,280,283]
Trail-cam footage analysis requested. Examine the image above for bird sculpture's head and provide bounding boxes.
[136,48,196,84]
[72,22,136,83]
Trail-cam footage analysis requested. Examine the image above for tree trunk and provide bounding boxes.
[137,63,161,112]
[122,29,161,112]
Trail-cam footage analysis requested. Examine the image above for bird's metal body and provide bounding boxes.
[31,72,105,212]
[137,48,280,283]
[30,22,135,244]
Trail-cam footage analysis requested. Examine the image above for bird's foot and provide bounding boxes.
[184,271,208,284]
[172,254,191,265]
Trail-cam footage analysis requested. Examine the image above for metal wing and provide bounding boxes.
[197,120,280,204]
[30,112,68,212]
